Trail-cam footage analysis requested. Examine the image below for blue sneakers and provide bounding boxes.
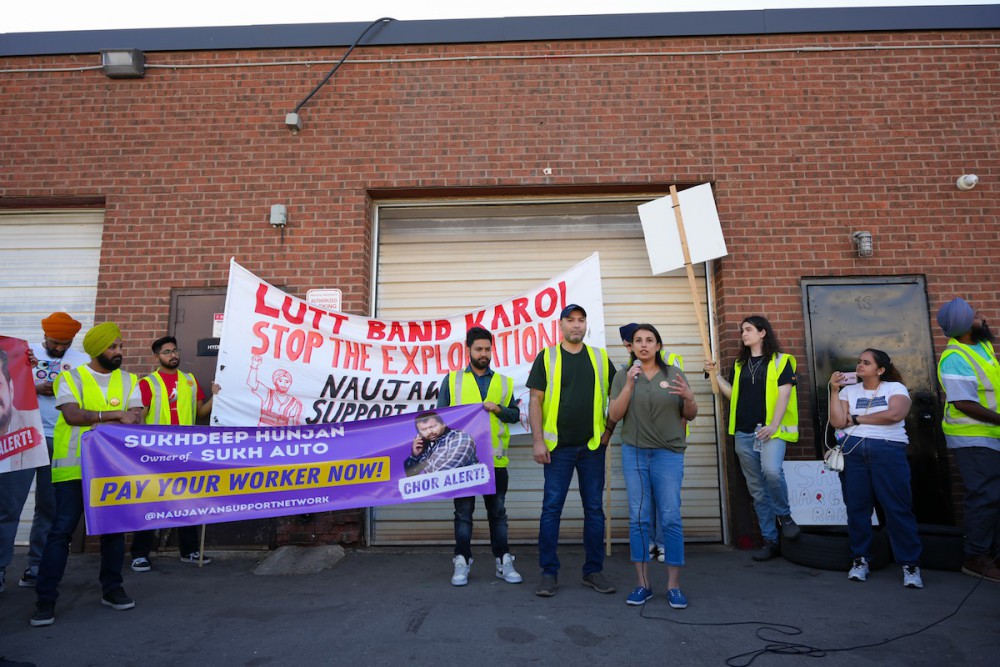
[667,588,688,609]
[626,586,653,605]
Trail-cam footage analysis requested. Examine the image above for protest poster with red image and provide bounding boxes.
[0,336,48,473]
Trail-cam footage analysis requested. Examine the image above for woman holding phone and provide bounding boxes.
[829,348,923,588]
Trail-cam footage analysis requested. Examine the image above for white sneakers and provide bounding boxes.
[848,559,924,589]
[496,553,523,584]
[848,557,869,582]
[902,565,924,589]
[452,553,523,585]
[451,555,472,586]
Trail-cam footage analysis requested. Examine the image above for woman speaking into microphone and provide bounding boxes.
[608,324,697,609]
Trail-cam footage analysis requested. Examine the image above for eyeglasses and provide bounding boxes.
[159,349,180,356]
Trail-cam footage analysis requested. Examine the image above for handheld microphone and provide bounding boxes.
[632,359,641,381]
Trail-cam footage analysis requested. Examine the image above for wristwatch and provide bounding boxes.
[851,414,860,426]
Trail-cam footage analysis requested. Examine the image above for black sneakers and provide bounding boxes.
[581,571,616,594]
[100,587,136,611]
[30,600,56,627]
[752,540,780,561]
[31,589,134,625]
[779,516,802,541]
[535,574,558,597]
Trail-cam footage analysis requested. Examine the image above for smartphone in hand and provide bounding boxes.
[840,372,858,385]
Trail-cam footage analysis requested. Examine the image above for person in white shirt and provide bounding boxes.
[829,348,923,589]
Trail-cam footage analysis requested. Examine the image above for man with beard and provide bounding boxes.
[1,313,89,593]
[435,327,521,586]
[404,412,478,476]
[936,298,1000,582]
[129,336,215,573]
[30,322,143,627]
[527,304,617,597]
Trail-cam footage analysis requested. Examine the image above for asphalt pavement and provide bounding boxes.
[1,544,997,666]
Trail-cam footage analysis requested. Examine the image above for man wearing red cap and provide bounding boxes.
[30,322,143,627]
[0,313,89,594]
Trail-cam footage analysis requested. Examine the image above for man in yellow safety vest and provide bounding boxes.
[435,327,521,587]
[527,304,617,597]
[31,322,143,627]
[936,297,1000,582]
[130,336,216,573]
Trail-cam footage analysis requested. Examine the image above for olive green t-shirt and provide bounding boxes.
[610,365,687,452]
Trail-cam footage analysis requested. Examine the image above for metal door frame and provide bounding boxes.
[800,274,939,457]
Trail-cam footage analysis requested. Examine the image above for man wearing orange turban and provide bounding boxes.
[31,322,143,627]
[1,313,90,594]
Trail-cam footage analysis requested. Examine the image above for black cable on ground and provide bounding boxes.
[636,556,992,666]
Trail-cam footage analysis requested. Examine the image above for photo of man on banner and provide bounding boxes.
[404,411,479,477]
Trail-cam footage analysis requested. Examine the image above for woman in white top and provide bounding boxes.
[829,348,923,589]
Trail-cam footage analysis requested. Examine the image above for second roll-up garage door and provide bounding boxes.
[370,199,723,545]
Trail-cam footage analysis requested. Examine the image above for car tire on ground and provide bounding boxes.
[916,524,964,571]
[781,526,890,571]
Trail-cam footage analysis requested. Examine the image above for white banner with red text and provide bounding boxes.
[211,255,606,429]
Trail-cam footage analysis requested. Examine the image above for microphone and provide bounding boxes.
[632,359,641,381]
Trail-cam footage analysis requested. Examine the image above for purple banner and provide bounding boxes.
[82,404,493,535]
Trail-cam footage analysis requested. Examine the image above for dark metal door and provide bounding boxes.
[802,276,952,524]
[168,289,276,549]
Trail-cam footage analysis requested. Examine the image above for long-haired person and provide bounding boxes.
[829,349,923,588]
[704,316,801,561]
[609,324,697,609]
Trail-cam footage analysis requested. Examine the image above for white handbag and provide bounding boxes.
[824,446,844,472]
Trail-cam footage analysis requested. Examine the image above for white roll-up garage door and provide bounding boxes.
[370,200,722,545]
[0,209,104,545]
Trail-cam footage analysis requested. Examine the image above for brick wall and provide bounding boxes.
[3,29,997,544]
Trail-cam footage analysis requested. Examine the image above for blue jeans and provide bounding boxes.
[843,436,922,566]
[734,431,791,543]
[951,446,1000,557]
[36,480,126,602]
[621,444,685,566]
[538,444,606,577]
[454,467,509,559]
[0,438,56,578]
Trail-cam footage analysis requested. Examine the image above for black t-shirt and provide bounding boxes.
[729,355,796,434]
[527,345,616,447]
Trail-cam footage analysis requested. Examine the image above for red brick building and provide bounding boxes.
[2,5,997,549]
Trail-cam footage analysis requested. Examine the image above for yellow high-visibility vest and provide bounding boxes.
[52,366,137,482]
[938,339,1000,438]
[447,369,514,467]
[540,344,610,451]
[662,351,684,370]
[142,370,199,426]
[728,353,799,442]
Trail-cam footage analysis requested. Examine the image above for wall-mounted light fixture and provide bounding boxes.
[100,49,145,78]
[852,231,874,258]
[956,174,979,191]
